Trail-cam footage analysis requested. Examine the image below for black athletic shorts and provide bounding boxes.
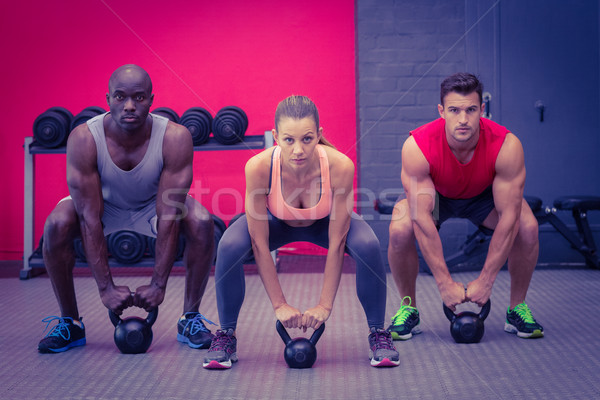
[434,186,495,231]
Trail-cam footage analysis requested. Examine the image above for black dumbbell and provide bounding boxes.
[70,106,106,131]
[32,107,73,148]
[443,299,491,343]
[276,321,325,368]
[180,107,213,145]
[222,105,248,132]
[109,307,158,354]
[147,234,185,260]
[107,230,146,264]
[152,107,180,123]
[212,106,248,145]
[147,215,225,263]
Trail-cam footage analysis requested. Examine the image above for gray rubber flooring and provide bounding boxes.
[1,260,599,400]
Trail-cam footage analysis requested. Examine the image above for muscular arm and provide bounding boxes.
[401,136,465,309]
[136,122,194,310]
[67,125,132,313]
[302,152,354,330]
[468,133,525,305]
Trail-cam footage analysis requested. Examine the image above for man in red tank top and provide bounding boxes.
[387,73,544,341]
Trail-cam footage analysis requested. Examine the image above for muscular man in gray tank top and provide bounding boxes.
[38,64,216,353]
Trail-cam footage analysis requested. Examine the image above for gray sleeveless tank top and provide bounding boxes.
[87,113,168,211]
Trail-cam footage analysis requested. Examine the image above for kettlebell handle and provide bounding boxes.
[443,299,491,322]
[478,299,491,321]
[276,320,291,345]
[108,307,159,327]
[275,320,326,345]
[443,303,456,322]
[309,322,325,345]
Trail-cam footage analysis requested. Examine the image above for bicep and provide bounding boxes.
[159,125,193,191]
[66,127,102,217]
[493,134,525,214]
[401,137,435,219]
[157,126,194,218]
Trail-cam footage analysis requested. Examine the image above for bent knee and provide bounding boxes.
[184,196,211,222]
[349,234,381,258]
[389,218,414,250]
[183,199,213,233]
[517,214,539,245]
[215,228,252,262]
[44,208,78,241]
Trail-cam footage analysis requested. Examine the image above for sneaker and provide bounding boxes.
[504,303,544,338]
[368,328,400,367]
[38,316,86,353]
[388,296,421,340]
[203,329,238,369]
[177,312,216,349]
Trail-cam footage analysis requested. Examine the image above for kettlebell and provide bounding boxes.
[443,299,491,343]
[108,308,158,354]
[276,321,325,369]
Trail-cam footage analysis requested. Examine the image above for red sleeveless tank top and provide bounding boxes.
[411,118,508,199]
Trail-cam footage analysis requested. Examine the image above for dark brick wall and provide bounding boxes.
[356,0,472,268]
[356,0,600,270]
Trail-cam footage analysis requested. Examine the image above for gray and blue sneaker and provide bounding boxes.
[38,316,86,353]
[177,312,216,349]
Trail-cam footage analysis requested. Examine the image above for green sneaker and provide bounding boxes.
[504,303,544,338]
[387,296,421,340]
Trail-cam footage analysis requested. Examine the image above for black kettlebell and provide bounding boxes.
[276,321,325,369]
[443,300,491,343]
[108,308,158,354]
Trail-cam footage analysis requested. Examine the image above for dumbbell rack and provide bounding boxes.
[22,133,274,279]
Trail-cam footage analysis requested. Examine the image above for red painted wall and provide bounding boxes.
[0,1,356,260]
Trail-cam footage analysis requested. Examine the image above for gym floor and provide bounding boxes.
[1,257,599,400]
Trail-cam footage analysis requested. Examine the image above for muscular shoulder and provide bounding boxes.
[67,122,95,150]
[162,121,193,162]
[66,123,97,169]
[495,132,524,176]
[163,121,193,148]
[401,136,429,176]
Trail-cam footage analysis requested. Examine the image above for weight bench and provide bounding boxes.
[536,196,600,269]
[374,195,600,269]
[442,197,541,268]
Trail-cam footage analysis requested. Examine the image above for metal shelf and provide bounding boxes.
[28,134,269,154]
[21,132,274,279]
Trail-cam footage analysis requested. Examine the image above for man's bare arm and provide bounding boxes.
[67,125,133,313]
[401,136,466,310]
[135,123,194,310]
[468,133,525,305]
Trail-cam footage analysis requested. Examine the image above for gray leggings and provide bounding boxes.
[215,212,387,330]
